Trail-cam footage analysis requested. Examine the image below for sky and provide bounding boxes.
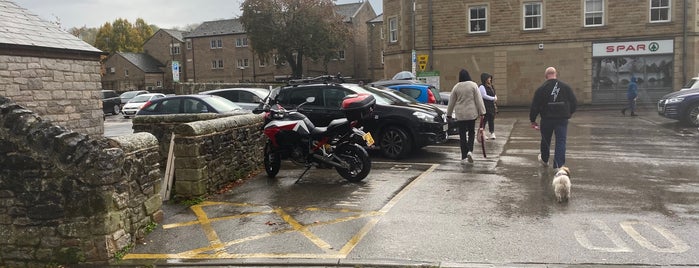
[12,0,383,30]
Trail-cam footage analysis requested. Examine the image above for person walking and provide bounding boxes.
[621,75,638,116]
[479,73,498,139]
[529,67,577,169]
[447,69,486,164]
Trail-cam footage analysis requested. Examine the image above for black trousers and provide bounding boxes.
[455,119,476,159]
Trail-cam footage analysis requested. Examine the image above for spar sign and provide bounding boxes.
[592,39,673,57]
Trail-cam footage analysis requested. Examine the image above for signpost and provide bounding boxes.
[172,61,180,83]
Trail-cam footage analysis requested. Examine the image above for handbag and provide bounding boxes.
[546,82,571,118]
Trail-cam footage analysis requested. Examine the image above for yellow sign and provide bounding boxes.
[417,54,428,71]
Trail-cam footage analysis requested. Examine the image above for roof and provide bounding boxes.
[368,14,383,23]
[184,19,244,38]
[335,2,364,22]
[161,29,185,42]
[0,0,101,53]
[118,52,164,73]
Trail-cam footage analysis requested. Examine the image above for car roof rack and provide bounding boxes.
[287,74,346,86]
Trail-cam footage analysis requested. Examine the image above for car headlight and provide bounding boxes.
[413,111,436,122]
[665,97,684,104]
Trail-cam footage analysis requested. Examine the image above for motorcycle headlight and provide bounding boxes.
[665,97,684,104]
[413,111,436,122]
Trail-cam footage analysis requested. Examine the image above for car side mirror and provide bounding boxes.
[306,96,315,103]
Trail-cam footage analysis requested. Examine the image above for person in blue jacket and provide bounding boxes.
[621,75,638,116]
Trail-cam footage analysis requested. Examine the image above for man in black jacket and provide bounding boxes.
[529,67,577,169]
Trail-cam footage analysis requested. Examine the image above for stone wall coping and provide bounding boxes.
[175,113,263,136]
[108,132,159,152]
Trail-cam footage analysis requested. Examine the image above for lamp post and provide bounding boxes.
[239,66,245,82]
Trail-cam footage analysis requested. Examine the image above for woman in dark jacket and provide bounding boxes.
[479,73,497,139]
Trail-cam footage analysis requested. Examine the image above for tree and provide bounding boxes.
[240,0,351,78]
[94,18,155,54]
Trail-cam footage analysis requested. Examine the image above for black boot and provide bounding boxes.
[621,108,626,116]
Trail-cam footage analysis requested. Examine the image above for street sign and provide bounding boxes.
[172,61,180,83]
[417,55,428,71]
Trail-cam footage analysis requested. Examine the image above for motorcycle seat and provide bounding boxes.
[311,118,348,135]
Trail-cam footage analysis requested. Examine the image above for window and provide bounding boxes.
[170,43,181,55]
[236,37,248,47]
[259,58,267,67]
[388,17,398,43]
[237,59,250,67]
[380,27,384,40]
[338,50,345,60]
[210,39,222,49]
[649,0,670,22]
[186,40,192,49]
[584,0,604,26]
[211,60,224,69]
[469,6,487,33]
[124,69,129,77]
[523,2,542,30]
[381,50,384,64]
[156,81,162,87]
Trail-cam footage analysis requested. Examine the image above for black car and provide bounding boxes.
[269,78,449,159]
[657,87,699,127]
[101,89,122,115]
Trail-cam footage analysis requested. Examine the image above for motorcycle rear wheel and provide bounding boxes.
[264,141,281,178]
[335,144,371,182]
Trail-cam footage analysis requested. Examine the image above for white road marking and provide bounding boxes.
[620,221,690,253]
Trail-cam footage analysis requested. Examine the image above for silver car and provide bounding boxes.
[199,87,270,111]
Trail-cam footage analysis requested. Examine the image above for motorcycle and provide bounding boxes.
[253,93,376,183]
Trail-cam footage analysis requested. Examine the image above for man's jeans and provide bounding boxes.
[539,118,568,168]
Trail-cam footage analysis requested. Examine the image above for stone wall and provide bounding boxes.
[0,97,162,266]
[0,55,104,136]
[132,113,265,199]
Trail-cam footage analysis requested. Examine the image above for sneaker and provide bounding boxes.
[489,132,496,139]
[467,152,474,163]
[537,154,548,167]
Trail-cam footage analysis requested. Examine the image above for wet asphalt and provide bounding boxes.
[109,105,699,267]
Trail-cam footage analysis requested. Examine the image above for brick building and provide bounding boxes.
[381,0,699,106]
[101,52,165,92]
[0,0,104,135]
[182,2,377,83]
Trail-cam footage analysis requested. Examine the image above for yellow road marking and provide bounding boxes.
[124,163,437,260]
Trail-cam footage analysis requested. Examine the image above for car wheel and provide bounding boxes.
[684,103,699,127]
[379,126,412,159]
[111,104,121,115]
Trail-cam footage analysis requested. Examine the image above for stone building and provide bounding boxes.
[382,0,698,106]
[182,2,377,83]
[0,0,104,135]
[143,29,187,90]
[367,14,385,82]
[102,52,165,92]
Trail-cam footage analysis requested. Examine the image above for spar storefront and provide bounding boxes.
[591,39,674,104]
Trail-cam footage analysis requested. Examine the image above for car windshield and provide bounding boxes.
[121,91,141,98]
[129,95,152,103]
[683,78,699,89]
[341,84,398,105]
[205,96,243,112]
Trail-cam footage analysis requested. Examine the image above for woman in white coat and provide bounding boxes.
[446,69,486,163]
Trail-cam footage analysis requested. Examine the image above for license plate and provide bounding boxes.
[363,132,375,147]
[443,124,448,131]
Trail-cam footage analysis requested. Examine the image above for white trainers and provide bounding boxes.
[537,154,548,167]
[489,132,496,139]
[467,151,474,163]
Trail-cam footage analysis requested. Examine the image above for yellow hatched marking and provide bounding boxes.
[124,164,437,260]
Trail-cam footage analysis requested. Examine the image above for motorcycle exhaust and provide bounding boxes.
[311,153,349,169]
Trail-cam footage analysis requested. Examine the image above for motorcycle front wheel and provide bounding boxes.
[264,141,281,178]
[335,144,371,182]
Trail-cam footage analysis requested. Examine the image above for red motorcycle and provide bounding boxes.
[253,94,376,182]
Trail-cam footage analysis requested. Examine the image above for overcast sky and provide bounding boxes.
[13,0,383,30]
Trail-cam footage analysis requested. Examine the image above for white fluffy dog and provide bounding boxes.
[552,166,571,203]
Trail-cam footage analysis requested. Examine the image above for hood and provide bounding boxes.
[480,73,492,85]
[660,88,699,99]
[459,69,472,82]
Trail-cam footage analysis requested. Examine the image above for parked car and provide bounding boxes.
[386,84,441,104]
[439,92,451,105]
[369,79,423,88]
[119,90,149,105]
[680,76,699,91]
[269,76,449,159]
[657,88,699,126]
[100,89,122,115]
[376,86,457,135]
[136,95,245,116]
[198,87,270,111]
[122,93,166,118]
